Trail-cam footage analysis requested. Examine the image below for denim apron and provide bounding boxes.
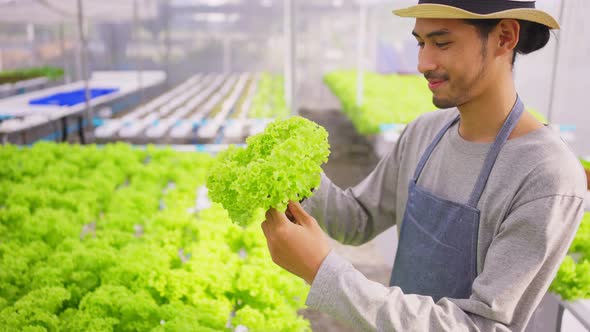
[390,97,525,302]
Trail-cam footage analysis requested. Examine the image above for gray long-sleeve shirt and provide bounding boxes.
[302,108,587,331]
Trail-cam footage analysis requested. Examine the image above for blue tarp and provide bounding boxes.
[28,88,119,107]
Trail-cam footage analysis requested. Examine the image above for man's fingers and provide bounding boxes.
[261,220,269,237]
[288,201,311,223]
[269,208,283,219]
[285,209,296,223]
[263,208,291,232]
[265,208,281,225]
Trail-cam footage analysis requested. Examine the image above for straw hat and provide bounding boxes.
[393,0,560,29]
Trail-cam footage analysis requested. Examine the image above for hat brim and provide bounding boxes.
[393,4,560,29]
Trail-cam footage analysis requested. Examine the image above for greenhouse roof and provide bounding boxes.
[0,0,157,24]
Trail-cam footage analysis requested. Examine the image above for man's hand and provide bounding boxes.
[261,201,330,284]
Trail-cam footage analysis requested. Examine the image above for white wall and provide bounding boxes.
[515,0,590,156]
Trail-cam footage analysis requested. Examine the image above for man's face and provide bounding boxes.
[412,18,494,109]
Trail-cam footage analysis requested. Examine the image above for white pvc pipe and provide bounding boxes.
[225,73,259,139]
[198,74,249,139]
[356,2,367,107]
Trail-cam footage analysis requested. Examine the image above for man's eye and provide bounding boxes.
[436,42,451,48]
[417,42,425,48]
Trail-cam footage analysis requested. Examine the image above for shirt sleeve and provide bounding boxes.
[302,127,409,246]
[305,194,585,332]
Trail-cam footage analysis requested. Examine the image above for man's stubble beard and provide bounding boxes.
[432,43,490,109]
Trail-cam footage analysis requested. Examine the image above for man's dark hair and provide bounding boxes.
[464,19,551,65]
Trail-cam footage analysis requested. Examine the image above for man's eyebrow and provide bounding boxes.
[412,29,451,39]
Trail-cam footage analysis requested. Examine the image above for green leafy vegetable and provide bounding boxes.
[551,212,590,300]
[0,66,64,84]
[249,74,289,119]
[0,142,310,331]
[324,70,435,134]
[325,70,550,134]
[207,116,330,225]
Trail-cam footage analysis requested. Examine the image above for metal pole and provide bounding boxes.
[164,0,171,88]
[547,0,566,123]
[75,25,83,81]
[77,0,93,143]
[133,0,144,106]
[555,303,564,332]
[368,7,377,72]
[284,0,296,115]
[223,37,231,74]
[27,23,36,67]
[59,24,70,83]
[356,1,367,107]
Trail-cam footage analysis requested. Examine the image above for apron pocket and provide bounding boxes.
[391,202,478,301]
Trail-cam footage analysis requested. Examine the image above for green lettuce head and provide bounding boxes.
[207,116,330,226]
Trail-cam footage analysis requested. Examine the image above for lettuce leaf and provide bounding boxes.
[207,116,330,225]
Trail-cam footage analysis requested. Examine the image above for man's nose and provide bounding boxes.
[417,47,438,74]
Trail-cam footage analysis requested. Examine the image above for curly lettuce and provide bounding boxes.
[0,142,312,331]
[550,212,590,300]
[207,116,330,225]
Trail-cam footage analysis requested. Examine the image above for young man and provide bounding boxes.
[261,1,587,331]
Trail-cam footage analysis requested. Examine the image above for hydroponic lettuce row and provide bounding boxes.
[206,116,330,226]
[0,142,310,332]
[324,70,435,135]
[0,66,64,84]
[550,212,590,301]
[249,74,289,119]
[325,70,551,134]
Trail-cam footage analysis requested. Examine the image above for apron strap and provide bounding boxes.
[412,115,460,181]
[467,96,525,207]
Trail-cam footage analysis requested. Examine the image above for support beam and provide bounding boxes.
[133,0,144,106]
[59,24,70,83]
[547,0,566,123]
[284,0,296,115]
[27,23,36,66]
[77,0,93,143]
[223,37,231,74]
[356,1,367,107]
[163,0,171,88]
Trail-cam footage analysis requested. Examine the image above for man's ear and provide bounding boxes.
[496,19,520,53]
